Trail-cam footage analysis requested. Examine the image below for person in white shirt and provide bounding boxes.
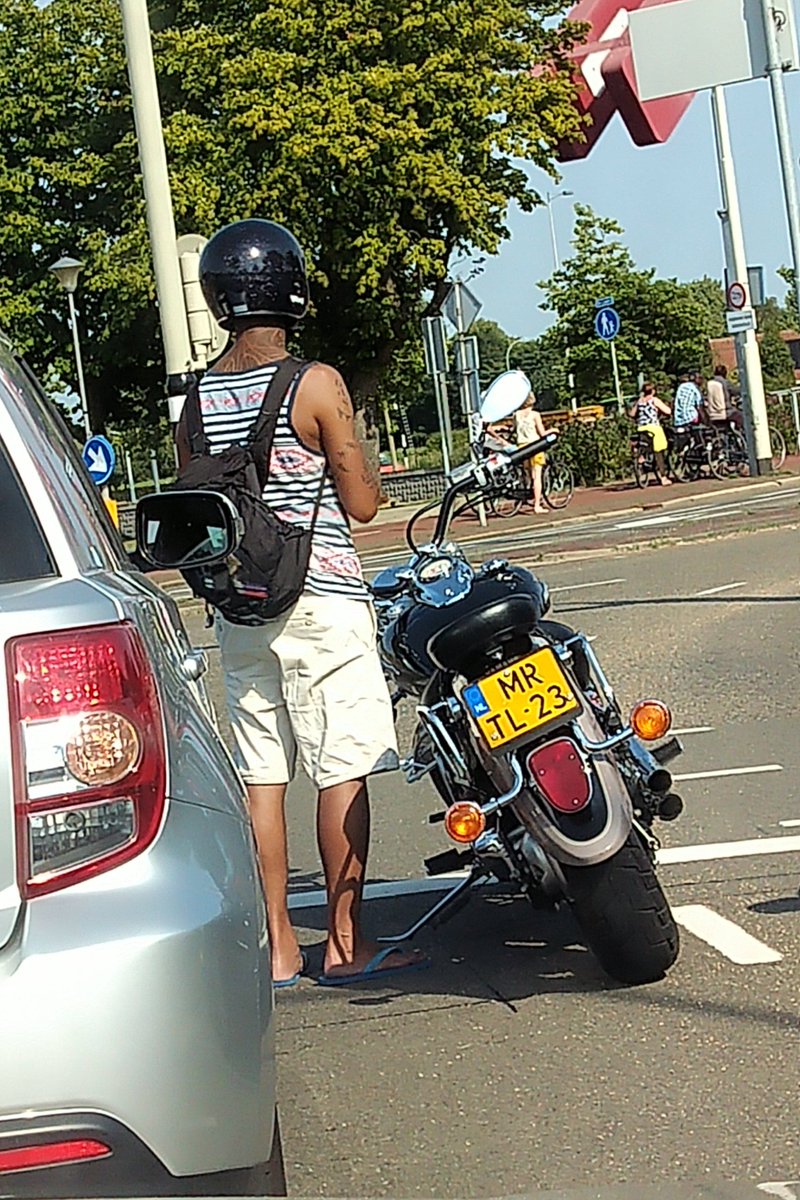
[514,392,552,514]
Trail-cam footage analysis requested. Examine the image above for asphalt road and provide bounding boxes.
[181,507,800,1199]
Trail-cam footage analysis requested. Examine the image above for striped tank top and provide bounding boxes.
[198,362,369,600]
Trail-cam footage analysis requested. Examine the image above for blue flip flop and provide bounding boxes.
[317,946,431,988]
[273,950,308,990]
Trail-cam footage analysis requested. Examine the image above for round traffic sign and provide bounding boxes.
[82,434,116,487]
[594,306,620,341]
[726,281,747,310]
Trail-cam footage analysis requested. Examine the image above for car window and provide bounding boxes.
[0,347,125,573]
[0,436,55,583]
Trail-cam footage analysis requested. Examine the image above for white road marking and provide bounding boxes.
[550,578,625,593]
[288,834,800,909]
[694,580,746,597]
[759,1182,800,1198]
[673,764,783,782]
[657,833,800,865]
[671,725,714,735]
[779,819,800,828]
[673,904,782,964]
[613,515,673,530]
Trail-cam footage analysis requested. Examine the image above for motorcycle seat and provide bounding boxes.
[427,593,542,674]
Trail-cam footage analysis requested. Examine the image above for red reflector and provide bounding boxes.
[13,633,127,719]
[0,1139,111,1173]
[527,738,590,813]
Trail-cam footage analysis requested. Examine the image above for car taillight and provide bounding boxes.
[7,623,166,898]
[0,1139,111,1173]
[526,737,591,813]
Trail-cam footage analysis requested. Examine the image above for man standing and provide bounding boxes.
[178,219,427,988]
[706,365,742,429]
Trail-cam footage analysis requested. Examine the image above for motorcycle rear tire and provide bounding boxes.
[563,831,679,985]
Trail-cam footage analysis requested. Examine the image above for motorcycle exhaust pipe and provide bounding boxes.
[626,736,674,794]
[651,735,684,767]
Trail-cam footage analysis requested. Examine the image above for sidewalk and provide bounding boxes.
[146,458,800,593]
[354,456,800,553]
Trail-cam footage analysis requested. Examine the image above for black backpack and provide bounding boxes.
[175,355,324,626]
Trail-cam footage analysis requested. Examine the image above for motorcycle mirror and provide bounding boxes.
[479,370,533,424]
[135,490,243,570]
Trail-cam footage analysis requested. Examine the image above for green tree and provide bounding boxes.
[474,319,513,387]
[541,205,725,400]
[0,0,584,435]
[757,297,795,390]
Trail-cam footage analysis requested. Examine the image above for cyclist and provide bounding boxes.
[629,382,672,486]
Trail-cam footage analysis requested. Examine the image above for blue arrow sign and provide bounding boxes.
[82,434,116,486]
[594,306,620,341]
[594,296,615,309]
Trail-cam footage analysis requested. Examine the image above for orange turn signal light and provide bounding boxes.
[444,802,486,845]
[630,699,672,742]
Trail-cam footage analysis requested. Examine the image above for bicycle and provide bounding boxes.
[489,456,575,517]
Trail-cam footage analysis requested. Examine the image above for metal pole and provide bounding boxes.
[791,388,800,453]
[609,340,623,412]
[125,450,136,502]
[118,0,193,421]
[432,375,452,476]
[454,281,486,525]
[381,399,399,471]
[711,86,772,474]
[149,450,161,492]
[761,0,800,320]
[66,291,91,438]
[505,338,521,371]
[547,198,560,271]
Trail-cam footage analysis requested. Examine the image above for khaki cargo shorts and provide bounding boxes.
[215,594,400,789]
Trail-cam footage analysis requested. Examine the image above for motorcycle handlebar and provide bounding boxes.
[504,431,558,467]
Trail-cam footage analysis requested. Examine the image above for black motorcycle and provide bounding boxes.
[370,372,683,985]
[135,371,684,985]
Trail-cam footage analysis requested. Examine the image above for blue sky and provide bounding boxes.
[474,71,800,339]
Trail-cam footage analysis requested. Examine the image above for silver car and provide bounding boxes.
[0,330,281,1197]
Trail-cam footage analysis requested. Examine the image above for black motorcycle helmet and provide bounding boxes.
[199,219,310,331]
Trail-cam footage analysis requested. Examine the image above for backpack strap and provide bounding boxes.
[183,376,209,457]
[246,356,312,491]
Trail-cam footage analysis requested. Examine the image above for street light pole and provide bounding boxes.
[66,291,91,439]
[761,0,800,322]
[118,0,193,423]
[544,190,574,272]
[505,337,522,371]
[49,255,91,439]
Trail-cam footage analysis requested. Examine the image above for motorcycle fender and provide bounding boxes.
[511,707,633,867]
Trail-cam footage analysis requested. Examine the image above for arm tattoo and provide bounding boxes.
[334,440,361,474]
[361,465,380,492]
[334,376,353,421]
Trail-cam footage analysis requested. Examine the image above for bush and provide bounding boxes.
[554,414,634,487]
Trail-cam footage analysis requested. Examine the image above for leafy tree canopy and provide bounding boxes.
[540,204,726,399]
[0,0,584,432]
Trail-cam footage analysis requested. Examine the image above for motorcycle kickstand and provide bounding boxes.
[376,865,491,945]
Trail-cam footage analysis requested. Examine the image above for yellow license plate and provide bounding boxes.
[461,647,581,749]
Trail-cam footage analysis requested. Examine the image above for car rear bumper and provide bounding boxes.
[0,799,275,1181]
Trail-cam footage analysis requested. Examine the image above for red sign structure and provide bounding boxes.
[557,0,696,160]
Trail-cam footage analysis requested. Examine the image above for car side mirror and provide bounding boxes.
[135,490,242,570]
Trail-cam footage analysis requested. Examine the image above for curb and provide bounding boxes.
[355,474,800,556]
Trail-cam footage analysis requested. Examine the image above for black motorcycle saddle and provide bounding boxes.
[427,593,542,674]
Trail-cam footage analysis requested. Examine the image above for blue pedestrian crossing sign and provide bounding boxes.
[594,306,620,341]
[82,434,116,487]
